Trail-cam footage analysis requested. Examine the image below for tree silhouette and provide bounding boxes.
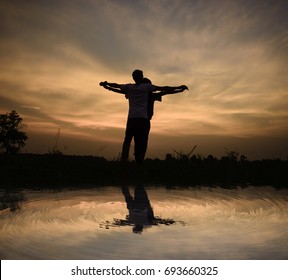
[0,110,28,154]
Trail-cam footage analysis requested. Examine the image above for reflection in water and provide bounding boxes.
[101,185,178,233]
[0,191,25,212]
[0,185,288,259]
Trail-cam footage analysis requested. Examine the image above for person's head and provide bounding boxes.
[132,69,143,84]
[133,224,144,234]
[142,77,152,84]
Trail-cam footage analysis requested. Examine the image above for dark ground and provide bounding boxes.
[0,153,287,188]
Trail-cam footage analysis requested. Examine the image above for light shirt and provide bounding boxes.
[120,83,157,119]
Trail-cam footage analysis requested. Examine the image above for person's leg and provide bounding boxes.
[121,119,134,162]
[134,118,150,163]
[121,186,134,209]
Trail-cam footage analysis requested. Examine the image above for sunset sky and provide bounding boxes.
[0,0,287,159]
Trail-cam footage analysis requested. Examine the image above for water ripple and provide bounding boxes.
[1,186,287,259]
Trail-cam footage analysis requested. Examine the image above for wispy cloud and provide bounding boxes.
[20,105,40,110]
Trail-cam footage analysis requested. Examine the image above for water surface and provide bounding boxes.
[0,185,287,259]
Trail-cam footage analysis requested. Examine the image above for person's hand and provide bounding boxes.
[99,81,107,87]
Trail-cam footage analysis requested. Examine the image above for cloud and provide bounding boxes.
[20,105,41,110]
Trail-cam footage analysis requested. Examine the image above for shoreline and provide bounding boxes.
[0,154,288,188]
[1,153,287,188]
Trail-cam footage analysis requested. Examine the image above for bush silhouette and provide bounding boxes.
[0,110,28,154]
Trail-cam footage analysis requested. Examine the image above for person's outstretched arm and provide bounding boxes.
[99,81,125,94]
[153,85,188,96]
[159,86,188,96]
[155,85,188,92]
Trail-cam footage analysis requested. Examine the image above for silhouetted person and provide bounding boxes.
[121,185,154,233]
[100,185,178,233]
[121,77,187,162]
[100,70,188,163]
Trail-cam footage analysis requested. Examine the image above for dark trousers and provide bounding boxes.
[121,118,150,163]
